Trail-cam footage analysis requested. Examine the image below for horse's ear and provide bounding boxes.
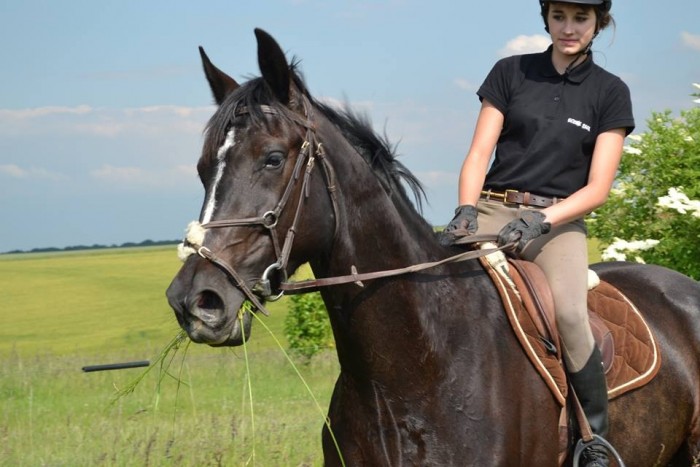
[199,46,239,105]
[254,28,290,105]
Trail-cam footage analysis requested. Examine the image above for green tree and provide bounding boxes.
[587,85,700,280]
[284,292,334,360]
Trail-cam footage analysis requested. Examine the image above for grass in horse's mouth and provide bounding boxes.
[112,329,190,403]
[114,300,257,401]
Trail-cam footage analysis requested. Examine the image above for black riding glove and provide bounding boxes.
[497,210,551,253]
[440,204,478,246]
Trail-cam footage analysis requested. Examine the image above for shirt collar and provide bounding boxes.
[539,45,594,83]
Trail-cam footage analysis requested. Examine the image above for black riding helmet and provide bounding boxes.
[540,0,611,9]
[540,0,612,33]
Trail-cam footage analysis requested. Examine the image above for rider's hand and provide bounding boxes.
[497,210,551,253]
[440,205,478,246]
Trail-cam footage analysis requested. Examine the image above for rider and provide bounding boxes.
[443,1,633,465]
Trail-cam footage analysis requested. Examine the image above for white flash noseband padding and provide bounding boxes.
[177,220,208,262]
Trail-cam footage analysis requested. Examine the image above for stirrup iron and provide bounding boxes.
[572,434,625,467]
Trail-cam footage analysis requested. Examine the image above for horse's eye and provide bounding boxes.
[264,151,285,169]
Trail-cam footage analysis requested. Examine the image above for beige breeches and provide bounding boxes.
[476,200,595,372]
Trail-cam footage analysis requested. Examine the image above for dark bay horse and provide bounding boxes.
[166,29,700,466]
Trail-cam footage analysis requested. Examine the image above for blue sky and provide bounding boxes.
[1,0,698,252]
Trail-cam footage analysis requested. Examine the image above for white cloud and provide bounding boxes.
[0,164,26,178]
[417,170,458,188]
[124,105,212,118]
[90,164,198,189]
[173,165,197,177]
[453,78,477,91]
[92,165,145,182]
[498,35,550,57]
[0,164,66,181]
[0,104,213,139]
[0,105,92,120]
[681,31,700,51]
[318,96,375,115]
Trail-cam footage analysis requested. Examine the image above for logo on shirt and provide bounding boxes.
[567,117,591,132]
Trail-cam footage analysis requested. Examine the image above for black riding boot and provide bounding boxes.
[568,346,610,467]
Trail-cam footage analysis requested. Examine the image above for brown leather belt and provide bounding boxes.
[480,189,564,208]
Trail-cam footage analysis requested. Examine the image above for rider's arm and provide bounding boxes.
[457,100,504,207]
[542,128,626,227]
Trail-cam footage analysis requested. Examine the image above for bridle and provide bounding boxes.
[179,95,340,316]
[178,95,512,317]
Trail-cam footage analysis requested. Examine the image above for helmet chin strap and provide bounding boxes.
[564,30,598,75]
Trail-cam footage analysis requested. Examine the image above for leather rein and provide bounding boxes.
[181,97,511,316]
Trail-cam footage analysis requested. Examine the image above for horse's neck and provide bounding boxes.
[309,131,479,388]
[323,163,437,277]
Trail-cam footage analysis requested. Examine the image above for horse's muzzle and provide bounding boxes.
[166,258,253,346]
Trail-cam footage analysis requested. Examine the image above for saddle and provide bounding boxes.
[478,248,662,464]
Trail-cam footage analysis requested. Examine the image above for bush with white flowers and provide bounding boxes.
[588,84,700,280]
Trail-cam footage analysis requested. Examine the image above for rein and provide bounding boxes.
[179,98,513,314]
[280,235,509,294]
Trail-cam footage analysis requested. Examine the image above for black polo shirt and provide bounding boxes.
[478,45,635,198]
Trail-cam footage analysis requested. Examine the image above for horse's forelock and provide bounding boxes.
[202,77,285,163]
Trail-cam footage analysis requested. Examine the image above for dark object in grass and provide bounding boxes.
[82,360,150,372]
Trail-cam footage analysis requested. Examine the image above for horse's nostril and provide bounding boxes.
[197,290,224,311]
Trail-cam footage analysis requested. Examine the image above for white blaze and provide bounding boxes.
[202,129,235,225]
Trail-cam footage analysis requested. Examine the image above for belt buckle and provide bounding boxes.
[504,189,518,204]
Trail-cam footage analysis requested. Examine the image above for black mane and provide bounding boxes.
[315,100,426,214]
[203,62,427,215]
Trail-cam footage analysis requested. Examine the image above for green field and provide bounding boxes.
[0,246,300,357]
[0,247,337,466]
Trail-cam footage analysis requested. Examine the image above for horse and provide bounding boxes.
[166,28,700,466]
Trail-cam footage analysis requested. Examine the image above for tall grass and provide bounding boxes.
[0,347,338,465]
[0,246,337,465]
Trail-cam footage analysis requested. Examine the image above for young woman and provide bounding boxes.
[443,1,634,465]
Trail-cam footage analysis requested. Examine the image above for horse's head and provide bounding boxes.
[166,29,336,346]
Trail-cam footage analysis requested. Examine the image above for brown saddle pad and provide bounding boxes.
[480,256,662,405]
[587,280,662,398]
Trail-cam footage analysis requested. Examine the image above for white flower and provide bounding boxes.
[601,238,660,262]
[657,187,700,217]
[694,98,700,104]
[623,146,642,155]
[623,239,660,250]
[601,247,627,261]
[626,134,643,142]
[693,83,700,90]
